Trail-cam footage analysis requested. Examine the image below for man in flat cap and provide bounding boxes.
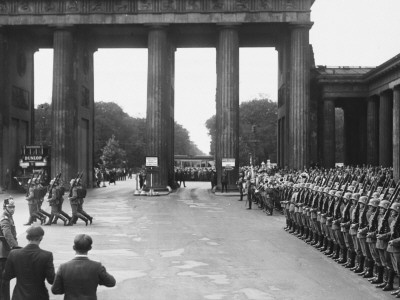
[3,225,54,300]
[0,197,18,300]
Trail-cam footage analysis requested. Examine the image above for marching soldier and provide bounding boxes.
[69,178,89,226]
[76,179,93,224]
[45,179,71,226]
[24,178,45,225]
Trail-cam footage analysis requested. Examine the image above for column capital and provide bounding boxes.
[393,84,400,92]
[289,22,313,30]
[216,23,241,29]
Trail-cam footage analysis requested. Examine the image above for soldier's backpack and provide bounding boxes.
[77,187,87,198]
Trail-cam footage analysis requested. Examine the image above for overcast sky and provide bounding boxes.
[35,0,400,154]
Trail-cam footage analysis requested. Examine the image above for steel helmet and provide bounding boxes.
[351,193,361,201]
[376,186,383,194]
[390,202,400,213]
[372,192,380,198]
[368,198,380,208]
[358,196,368,205]
[344,192,352,200]
[323,187,330,194]
[389,188,395,194]
[347,185,355,192]
[314,185,320,192]
[3,198,15,209]
[319,187,325,192]
[70,179,75,186]
[305,183,310,188]
[379,200,390,210]
[329,190,336,196]
[334,191,343,198]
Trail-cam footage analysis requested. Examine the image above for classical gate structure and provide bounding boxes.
[0,0,315,189]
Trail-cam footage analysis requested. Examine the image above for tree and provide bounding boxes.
[100,135,127,169]
[205,97,278,166]
[174,122,204,155]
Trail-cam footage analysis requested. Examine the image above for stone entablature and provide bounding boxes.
[0,0,312,25]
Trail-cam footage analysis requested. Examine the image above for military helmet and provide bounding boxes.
[314,185,320,192]
[319,187,325,192]
[329,190,336,196]
[372,192,380,198]
[344,192,352,200]
[389,188,395,194]
[70,179,75,186]
[368,198,380,208]
[323,187,330,194]
[305,183,310,188]
[358,196,368,205]
[376,186,383,194]
[351,193,361,201]
[334,191,343,198]
[3,197,15,209]
[347,185,355,192]
[309,184,315,190]
[390,202,400,213]
[379,200,390,210]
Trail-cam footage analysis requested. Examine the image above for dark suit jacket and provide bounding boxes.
[51,256,116,300]
[3,243,55,300]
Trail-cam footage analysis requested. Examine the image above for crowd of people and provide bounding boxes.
[254,165,400,298]
[94,167,132,188]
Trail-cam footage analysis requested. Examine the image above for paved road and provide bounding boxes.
[2,180,395,299]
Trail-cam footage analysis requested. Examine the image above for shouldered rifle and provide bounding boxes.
[379,180,400,235]
[48,171,62,199]
[68,171,84,197]
[26,173,35,197]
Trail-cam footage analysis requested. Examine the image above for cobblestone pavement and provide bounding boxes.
[4,180,394,299]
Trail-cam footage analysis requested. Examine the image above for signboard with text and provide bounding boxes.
[146,156,158,167]
[222,158,235,169]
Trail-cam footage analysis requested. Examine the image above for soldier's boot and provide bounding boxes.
[376,267,388,288]
[295,225,302,237]
[371,265,384,284]
[354,255,365,273]
[383,269,395,291]
[362,259,374,278]
[325,241,335,256]
[44,215,54,226]
[324,240,332,255]
[368,263,378,282]
[301,227,308,240]
[61,211,72,222]
[24,215,34,226]
[80,211,93,225]
[345,251,356,268]
[334,247,342,261]
[68,216,77,226]
[77,213,88,226]
[339,247,347,264]
[331,244,340,259]
[350,254,360,271]
[58,214,71,226]
[327,243,336,257]
[306,229,314,244]
[317,236,326,250]
[311,233,319,246]
[358,258,369,276]
[289,223,296,234]
[34,212,46,225]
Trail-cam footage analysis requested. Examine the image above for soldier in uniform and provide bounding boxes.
[45,179,71,226]
[384,202,400,296]
[0,198,19,300]
[236,172,245,201]
[340,191,356,268]
[76,179,93,224]
[365,197,382,280]
[349,193,363,271]
[356,196,374,277]
[24,178,45,225]
[69,178,89,226]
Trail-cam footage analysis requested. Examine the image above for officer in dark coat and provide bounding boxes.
[0,198,19,300]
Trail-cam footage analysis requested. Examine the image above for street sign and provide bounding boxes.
[146,156,158,167]
[222,158,235,168]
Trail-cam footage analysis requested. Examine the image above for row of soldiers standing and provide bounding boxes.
[280,168,400,297]
[25,172,93,226]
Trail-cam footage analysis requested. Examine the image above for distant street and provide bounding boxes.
[4,179,395,300]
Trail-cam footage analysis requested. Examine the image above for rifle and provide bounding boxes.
[47,171,62,199]
[68,171,84,197]
[26,173,35,197]
[378,180,400,235]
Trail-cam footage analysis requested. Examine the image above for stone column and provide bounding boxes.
[322,98,335,168]
[379,90,393,167]
[0,30,5,186]
[216,25,239,189]
[366,96,379,165]
[51,28,76,182]
[146,25,171,190]
[289,23,311,169]
[393,86,400,180]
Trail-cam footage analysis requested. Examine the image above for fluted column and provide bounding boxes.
[51,28,76,182]
[379,90,393,167]
[366,96,379,165]
[289,23,311,169]
[322,98,335,168]
[0,30,5,186]
[393,86,400,180]
[216,25,239,189]
[146,26,170,190]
